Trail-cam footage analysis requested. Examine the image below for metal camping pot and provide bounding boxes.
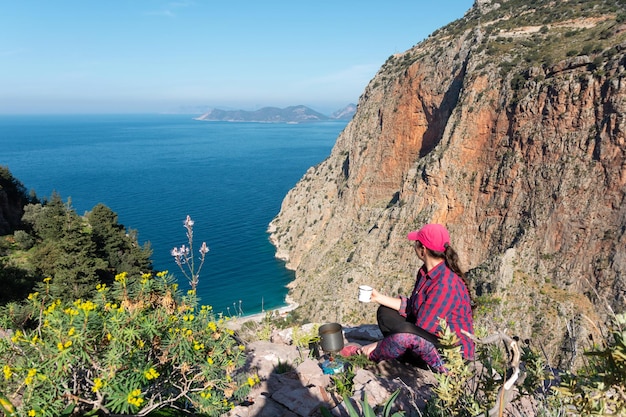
[318,323,344,354]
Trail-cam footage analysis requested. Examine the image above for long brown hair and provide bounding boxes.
[428,244,472,299]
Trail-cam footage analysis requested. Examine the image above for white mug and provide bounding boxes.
[358,285,373,302]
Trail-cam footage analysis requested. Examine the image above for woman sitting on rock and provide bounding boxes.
[343,223,474,372]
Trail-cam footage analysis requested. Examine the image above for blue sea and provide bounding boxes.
[0,114,347,316]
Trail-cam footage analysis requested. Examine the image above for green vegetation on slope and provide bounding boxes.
[0,167,153,324]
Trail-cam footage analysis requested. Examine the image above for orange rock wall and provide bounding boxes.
[268,3,625,362]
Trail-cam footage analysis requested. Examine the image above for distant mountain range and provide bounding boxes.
[194,104,356,123]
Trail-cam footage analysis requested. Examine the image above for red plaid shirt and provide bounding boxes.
[399,260,475,359]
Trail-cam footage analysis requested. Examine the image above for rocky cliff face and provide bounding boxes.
[269,0,626,365]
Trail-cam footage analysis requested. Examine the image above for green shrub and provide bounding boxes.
[425,320,482,416]
[12,230,34,250]
[554,312,626,415]
[0,216,256,416]
[0,271,253,416]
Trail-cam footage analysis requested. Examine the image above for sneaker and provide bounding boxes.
[339,344,360,357]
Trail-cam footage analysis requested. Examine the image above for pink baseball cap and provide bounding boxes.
[407,224,450,252]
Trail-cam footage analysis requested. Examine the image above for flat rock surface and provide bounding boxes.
[225,325,436,417]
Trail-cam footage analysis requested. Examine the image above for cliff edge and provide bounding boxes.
[269,0,626,366]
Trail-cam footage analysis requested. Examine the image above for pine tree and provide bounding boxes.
[22,192,66,242]
[86,203,153,282]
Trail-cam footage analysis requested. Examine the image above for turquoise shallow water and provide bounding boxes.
[0,114,347,315]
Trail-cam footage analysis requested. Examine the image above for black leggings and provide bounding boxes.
[376,305,440,347]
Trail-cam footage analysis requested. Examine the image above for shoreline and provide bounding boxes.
[226,301,299,330]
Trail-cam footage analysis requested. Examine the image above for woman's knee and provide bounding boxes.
[377,306,403,335]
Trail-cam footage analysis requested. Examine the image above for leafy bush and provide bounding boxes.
[555,312,626,415]
[425,320,482,416]
[419,311,626,416]
[0,271,252,416]
[0,216,256,416]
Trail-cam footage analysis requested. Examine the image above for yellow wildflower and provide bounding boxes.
[156,270,168,278]
[208,322,217,332]
[43,276,52,283]
[3,365,12,380]
[127,388,144,408]
[114,271,127,284]
[183,314,194,322]
[57,340,72,351]
[27,292,38,300]
[96,283,107,292]
[28,409,36,416]
[143,368,160,380]
[92,377,104,392]
[68,327,75,336]
[79,300,97,312]
[43,299,61,314]
[63,307,79,316]
[11,330,22,343]
[248,374,261,387]
[24,368,36,385]
[207,357,214,364]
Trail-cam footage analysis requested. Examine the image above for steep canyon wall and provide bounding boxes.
[269,0,626,364]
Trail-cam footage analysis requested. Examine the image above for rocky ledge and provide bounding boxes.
[225,324,437,417]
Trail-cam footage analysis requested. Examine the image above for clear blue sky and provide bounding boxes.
[0,1,474,115]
